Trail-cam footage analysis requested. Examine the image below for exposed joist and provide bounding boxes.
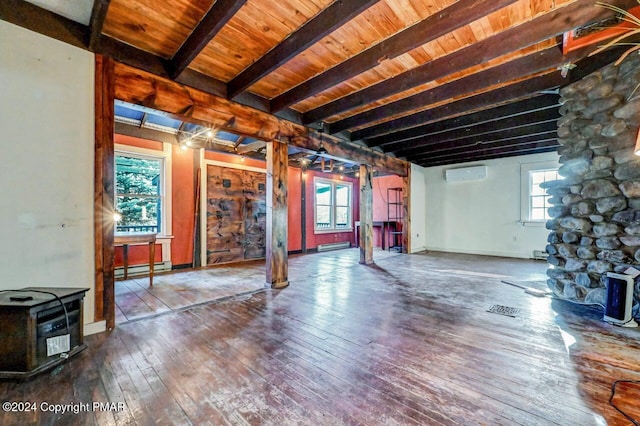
[331,45,588,134]
[302,0,637,124]
[407,131,558,162]
[169,0,249,80]
[385,108,560,154]
[350,72,565,141]
[365,95,559,147]
[114,63,408,176]
[418,142,559,167]
[227,0,381,98]
[88,0,111,51]
[270,0,518,112]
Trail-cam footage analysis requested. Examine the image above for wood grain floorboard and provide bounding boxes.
[2,250,640,425]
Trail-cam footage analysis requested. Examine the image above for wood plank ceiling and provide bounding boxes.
[5,0,638,167]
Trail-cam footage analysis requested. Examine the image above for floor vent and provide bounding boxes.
[317,242,351,252]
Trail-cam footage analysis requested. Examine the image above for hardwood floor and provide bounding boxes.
[2,250,639,425]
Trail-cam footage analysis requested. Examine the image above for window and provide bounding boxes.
[529,169,560,221]
[115,151,165,233]
[314,177,352,232]
[520,161,561,223]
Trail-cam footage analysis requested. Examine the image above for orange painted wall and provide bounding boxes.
[114,134,196,268]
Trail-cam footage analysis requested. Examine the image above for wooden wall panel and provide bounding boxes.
[205,165,266,264]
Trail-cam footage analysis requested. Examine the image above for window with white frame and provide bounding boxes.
[115,149,167,234]
[520,161,561,223]
[314,177,352,232]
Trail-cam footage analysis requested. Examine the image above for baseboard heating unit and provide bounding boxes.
[317,242,351,252]
[604,272,638,327]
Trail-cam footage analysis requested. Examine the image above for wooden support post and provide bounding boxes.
[266,139,289,288]
[359,164,374,265]
[94,55,115,329]
[402,166,411,254]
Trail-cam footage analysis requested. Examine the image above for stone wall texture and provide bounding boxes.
[547,53,640,307]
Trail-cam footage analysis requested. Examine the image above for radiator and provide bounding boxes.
[317,242,351,252]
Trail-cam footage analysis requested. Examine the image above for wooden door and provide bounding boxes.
[206,165,266,264]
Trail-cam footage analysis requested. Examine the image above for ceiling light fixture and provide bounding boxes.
[316,128,327,154]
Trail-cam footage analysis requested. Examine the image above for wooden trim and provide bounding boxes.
[113,63,408,176]
[303,0,638,124]
[266,140,289,288]
[331,45,587,134]
[228,0,381,98]
[94,55,116,329]
[563,5,640,54]
[271,0,518,112]
[88,0,111,51]
[169,0,249,79]
[359,165,374,265]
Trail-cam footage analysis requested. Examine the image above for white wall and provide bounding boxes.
[423,151,560,259]
[0,21,99,331]
[410,163,427,253]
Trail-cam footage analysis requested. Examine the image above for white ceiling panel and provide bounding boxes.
[24,0,94,26]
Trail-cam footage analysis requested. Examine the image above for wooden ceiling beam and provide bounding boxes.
[227,0,381,99]
[303,0,637,124]
[88,0,111,51]
[384,108,560,153]
[365,95,559,147]
[406,131,558,161]
[270,0,518,112]
[169,0,248,80]
[114,63,408,176]
[417,142,559,167]
[331,45,587,134]
[349,71,565,141]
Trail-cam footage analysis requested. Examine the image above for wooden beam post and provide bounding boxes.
[402,167,411,254]
[359,164,374,265]
[266,139,289,289]
[94,55,115,329]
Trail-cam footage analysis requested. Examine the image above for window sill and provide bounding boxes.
[314,228,354,234]
[520,221,547,227]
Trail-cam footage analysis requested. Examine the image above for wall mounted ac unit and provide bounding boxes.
[445,165,487,182]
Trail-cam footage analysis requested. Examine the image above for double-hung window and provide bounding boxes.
[520,161,561,223]
[314,177,352,232]
[115,150,166,234]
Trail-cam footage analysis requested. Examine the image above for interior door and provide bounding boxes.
[206,164,266,264]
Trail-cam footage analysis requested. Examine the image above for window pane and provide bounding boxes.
[116,154,162,233]
[315,181,332,205]
[531,208,545,221]
[335,207,349,228]
[116,195,159,232]
[116,156,161,195]
[531,196,545,208]
[335,185,350,206]
[544,170,558,181]
[316,206,331,229]
[531,171,545,185]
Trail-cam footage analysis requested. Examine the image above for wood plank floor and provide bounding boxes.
[2,250,640,425]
